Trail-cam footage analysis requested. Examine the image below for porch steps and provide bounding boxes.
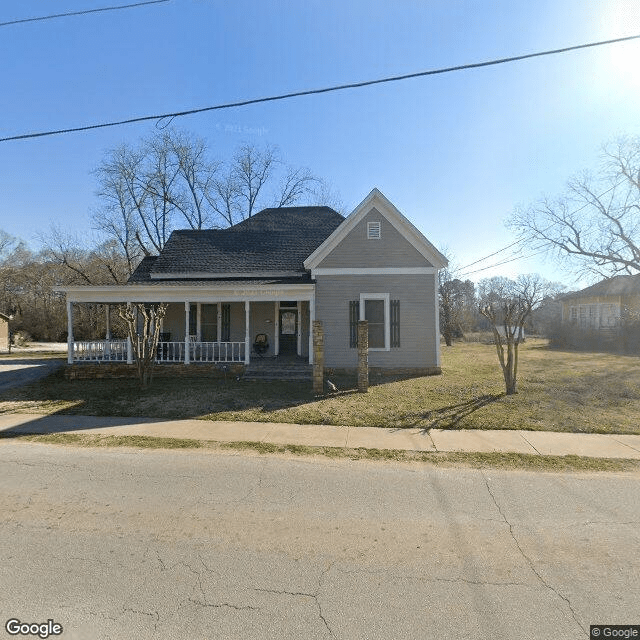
[242,358,312,382]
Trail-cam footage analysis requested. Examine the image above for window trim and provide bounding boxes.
[367,221,381,240]
[359,293,390,351]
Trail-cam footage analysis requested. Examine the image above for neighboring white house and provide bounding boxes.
[561,274,640,332]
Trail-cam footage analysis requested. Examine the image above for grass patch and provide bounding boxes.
[1,339,639,434]
[11,432,639,472]
[13,432,203,449]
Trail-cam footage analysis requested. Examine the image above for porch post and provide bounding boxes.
[66,300,74,364]
[184,301,190,365]
[196,303,202,341]
[308,296,315,364]
[244,300,250,364]
[105,304,111,340]
[217,303,222,342]
[274,301,279,356]
[297,300,302,356]
[126,303,133,364]
[104,304,111,359]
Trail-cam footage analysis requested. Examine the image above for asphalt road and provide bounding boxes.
[0,443,638,640]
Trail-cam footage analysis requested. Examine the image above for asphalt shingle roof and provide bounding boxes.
[562,274,640,299]
[128,206,344,283]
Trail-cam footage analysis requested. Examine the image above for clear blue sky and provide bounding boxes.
[1,0,639,288]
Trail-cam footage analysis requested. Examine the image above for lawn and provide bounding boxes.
[1,338,639,434]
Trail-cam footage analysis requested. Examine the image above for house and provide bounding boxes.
[560,274,640,332]
[59,188,448,376]
[0,312,10,351]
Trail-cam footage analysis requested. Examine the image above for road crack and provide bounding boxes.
[482,472,586,636]
[254,562,335,637]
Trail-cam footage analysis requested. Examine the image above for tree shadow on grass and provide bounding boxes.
[404,393,504,431]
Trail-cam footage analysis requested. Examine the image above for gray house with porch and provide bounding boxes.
[60,188,447,376]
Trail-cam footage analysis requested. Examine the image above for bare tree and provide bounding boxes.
[479,299,532,395]
[275,166,319,208]
[478,275,552,394]
[39,226,129,285]
[118,303,167,387]
[439,265,476,346]
[510,136,640,278]
[232,144,276,218]
[93,130,340,255]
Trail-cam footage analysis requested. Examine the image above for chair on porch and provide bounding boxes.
[253,333,269,358]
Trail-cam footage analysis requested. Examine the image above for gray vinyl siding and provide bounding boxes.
[315,273,438,368]
[318,208,432,269]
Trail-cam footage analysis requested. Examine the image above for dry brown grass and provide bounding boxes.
[1,339,639,434]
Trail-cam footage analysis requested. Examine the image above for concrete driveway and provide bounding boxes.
[0,358,65,392]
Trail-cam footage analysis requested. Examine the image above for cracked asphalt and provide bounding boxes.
[1,443,638,639]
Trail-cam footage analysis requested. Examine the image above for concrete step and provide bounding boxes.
[243,360,312,381]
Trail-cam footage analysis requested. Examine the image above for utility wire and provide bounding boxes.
[458,247,549,277]
[1,33,639,143]
[455,179,626,272]
[0,0,170,28]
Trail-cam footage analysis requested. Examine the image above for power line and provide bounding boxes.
[0,0,170,28]
[455,179,626,272]
[458,247,548,277]
[1,33,639,143]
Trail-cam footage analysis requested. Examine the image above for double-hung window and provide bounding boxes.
[360,293,390,350]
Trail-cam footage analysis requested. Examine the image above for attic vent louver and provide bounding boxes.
[367,221,381,240]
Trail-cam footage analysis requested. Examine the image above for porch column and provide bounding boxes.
[66,300,74,364]
[184,301,190,365]
[126,303,133,364]
[274,301,279,356]
[104,304,111,359]
[217,303,222,342]
[105,305,111,339]
[244,300,250,364]
[297,300,302,356]
[308,296,315,364]
[196,303,202,341]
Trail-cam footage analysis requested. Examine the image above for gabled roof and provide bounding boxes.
[303,188,448,270]
[562,274,640,300]
[139,206,344,280]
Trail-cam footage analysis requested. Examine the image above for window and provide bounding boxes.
[201,304,217,342]
[367,221,381,240]
[365,299,385,348]
[360,294,390,350]
[189,303,198,337]
[350,297,400,349]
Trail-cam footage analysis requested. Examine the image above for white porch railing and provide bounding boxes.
[73,339,128,362]
[72,340,245,364]
[188,341,246,363]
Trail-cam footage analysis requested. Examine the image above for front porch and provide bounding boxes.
[63,284,316,367]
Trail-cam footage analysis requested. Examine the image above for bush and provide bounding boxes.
[12,330,31,346]
[462,331,495,344]
[546,318,639,354]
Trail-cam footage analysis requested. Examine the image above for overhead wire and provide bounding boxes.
[455,179,628,275]
[0,0,170,28]
[1,33,639,142]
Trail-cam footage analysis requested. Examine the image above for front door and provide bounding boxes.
[279,309,298,355]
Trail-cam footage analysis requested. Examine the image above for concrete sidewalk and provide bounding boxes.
[1,412,640,459]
